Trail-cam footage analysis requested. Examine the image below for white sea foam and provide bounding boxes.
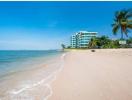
[2,53,66,100]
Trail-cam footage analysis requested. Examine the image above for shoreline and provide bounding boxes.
[0,52,66,100]
[0,49,132,99]
[49,49,132,100]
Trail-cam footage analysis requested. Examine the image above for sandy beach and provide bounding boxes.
[49,49,132,100]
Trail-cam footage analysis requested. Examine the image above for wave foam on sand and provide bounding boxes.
[1,53,66,100]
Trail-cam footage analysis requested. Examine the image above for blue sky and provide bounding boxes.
[0,1,132,50]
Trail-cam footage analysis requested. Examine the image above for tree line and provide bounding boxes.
[61,8,132,49]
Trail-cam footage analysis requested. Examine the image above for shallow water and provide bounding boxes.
[0,50,65,100]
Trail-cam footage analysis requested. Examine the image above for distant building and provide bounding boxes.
[71,35,77,48]
[70,31,97,48]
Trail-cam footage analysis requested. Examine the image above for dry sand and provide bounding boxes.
[49,49,132,100]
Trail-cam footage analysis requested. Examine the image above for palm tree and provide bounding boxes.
[88,38,98,49]
[112,9,132,39]
[99,36,110,48]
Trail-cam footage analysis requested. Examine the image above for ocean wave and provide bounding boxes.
[0,53,66,100]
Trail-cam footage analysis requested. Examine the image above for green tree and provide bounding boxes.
[112,9,132,39]
[127,37,132,47]
[67,46,71,49]
[127,37,132,44]
[104,40,119,48]
[98,36,110,48]
[89,36,120,49]
[88,38,98,49]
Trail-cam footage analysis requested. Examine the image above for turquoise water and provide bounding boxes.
[0,50,63,77]
[0,50,65,99]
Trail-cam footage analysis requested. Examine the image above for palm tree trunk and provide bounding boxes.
[121,28,123,40]
[120,28,125,48]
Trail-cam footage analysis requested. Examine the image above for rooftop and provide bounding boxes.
[79,31,98,33]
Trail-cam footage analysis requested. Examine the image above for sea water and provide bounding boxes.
[0,50,65,100]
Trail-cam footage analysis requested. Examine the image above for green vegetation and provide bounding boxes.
[88,36,132,49]
[88,36,116,49]
[63,9,132,50]
[65,36,132,49]
[88,37,98,49]
[88,9,132,49]
[112,9,132,39]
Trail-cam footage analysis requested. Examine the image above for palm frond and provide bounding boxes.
[115,11,119,19]
[126,13,132,19]
[127,24,132,28]
[111,23,115,27]
[128,20,132,22]
[113,18,118,22]
[112,8,132,38]
[124,29,129,37]
[112,23,120,35]
[125,8,132,18]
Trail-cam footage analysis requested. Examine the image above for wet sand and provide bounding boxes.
[49,49,132,100]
